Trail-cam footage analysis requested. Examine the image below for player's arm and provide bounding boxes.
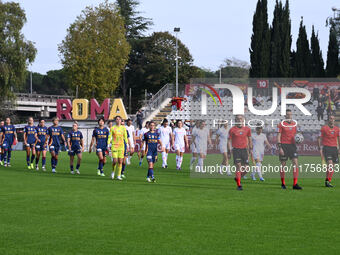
[124,128,129,152]
[80,135,84,152]
[248,136,253,151]
[34,129,40,144]
[67,135,71,149]
[13,129,17,145]
[47,129,52,146]
[24,128,28,145]
[264,136,271,150]
[107,128,113,145]
[61,133,66,144]
[89,136,96,153]
[207,131,212,146]
[184,134,189,149]
[171,131,175,147]
[143,134,148,154]
[277,126,284,155]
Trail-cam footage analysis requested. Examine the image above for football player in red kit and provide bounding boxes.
[277,109,302,190]
[318,114,339,188]
[228,115,252,190]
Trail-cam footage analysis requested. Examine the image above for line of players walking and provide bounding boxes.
[0,109,338,189]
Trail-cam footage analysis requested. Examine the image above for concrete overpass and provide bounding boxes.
[11,93,73,118]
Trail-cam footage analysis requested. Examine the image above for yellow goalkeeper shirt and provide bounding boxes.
[108,125,128,150]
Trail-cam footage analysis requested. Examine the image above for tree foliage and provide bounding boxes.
[310,26,325,77]
[0,1,36,102]
[269,0,291,77]
[249,0,270,77]
[126,31,199,96]
[58,1,130,101]
[116,0,153,40]
[18,69,70,95]
[326,25,340,77]
[295,19,311,77]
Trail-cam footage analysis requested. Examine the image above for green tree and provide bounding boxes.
[310,26,325,77]
[295,18,311,77]
[126,32,198,97]
[116,0,153,104]
[269,0,291,77]
[0,1,36,105]
[58,1,130,101]
[326,25,340,77]
[249,0,270,77]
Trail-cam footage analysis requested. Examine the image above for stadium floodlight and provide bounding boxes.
[174,27,181,97]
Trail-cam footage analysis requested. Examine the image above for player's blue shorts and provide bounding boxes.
[146,150,157,163]
[25,143,35,149]
[35,142,47,152]
[68,146,82,156]
[49,145,60,154]
[2,141,13,151]
[96,146,107,156]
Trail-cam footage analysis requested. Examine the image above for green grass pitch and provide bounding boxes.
[0,151,340,255]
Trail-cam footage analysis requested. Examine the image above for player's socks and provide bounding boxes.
[280,167,285,185]
[26,155,30,166]
[42,157,46,167]
[76,164,80,171]
[51,157,54,168]
[179,156,183,168]
[235,171,241,187]
[165,153,169,165]
[190,157,197,167]
[0,153,2,161]
[35,157,39,166]
[3,151,7,164]
[162,151,167,167]
[226,165,231,175]
[256,162,263,179]
[327,167,334,182]
[198,157,204,171]
[7,151,11,164]
[30,155,35,166]
[293,165,299,186]
[70,165,74,172]
[55,158,58,167]
[121,163,126,175]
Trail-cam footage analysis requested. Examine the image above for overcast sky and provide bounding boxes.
[7,0,339,74]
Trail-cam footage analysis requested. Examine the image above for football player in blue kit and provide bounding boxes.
[67,121,84,175]
[35,118,48,171]
[143,121,162,182]
[0,120,4,165]
[47,117,66,173]
[0,117,17,167]
[89,118,110,177]
[24,117,38,169]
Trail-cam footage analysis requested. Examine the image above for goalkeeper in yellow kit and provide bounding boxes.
[108,116,130,181]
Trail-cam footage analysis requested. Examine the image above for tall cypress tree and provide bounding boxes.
[295,18,311,77]
[249,0,270,77]
[280,0,292,77]
[269,0,282,77]
[310,25,325,77]
[269,0,291,77]
[326,25,340,77]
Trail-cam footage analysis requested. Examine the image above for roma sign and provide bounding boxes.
[56,98,128,120]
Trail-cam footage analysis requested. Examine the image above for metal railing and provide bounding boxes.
[143,83,175,117]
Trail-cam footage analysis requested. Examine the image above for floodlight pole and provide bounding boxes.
[174,27,180,97]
